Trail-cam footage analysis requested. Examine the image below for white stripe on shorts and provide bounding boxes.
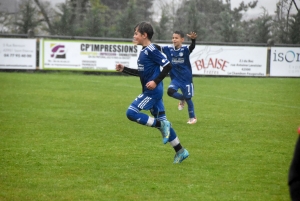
[138,96,152,109]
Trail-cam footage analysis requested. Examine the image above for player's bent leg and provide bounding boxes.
[167,88,185,110]
[126,106,155,126]
[167,88,176,97]
[167,88,184,100]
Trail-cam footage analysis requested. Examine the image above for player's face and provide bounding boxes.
[172,33,184,49]
[133,28,146,45]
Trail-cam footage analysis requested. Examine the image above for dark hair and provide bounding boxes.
[134,21,154,40]
[173,30,184,38]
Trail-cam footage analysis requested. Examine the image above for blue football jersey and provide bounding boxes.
[162,45,193,83]
[137,44,170,99]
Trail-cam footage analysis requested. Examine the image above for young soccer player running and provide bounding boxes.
[115,21,189,164]
[156,31,197,124]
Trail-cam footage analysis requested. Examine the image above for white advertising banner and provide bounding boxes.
[41,40,142,70]
[0,38,36,69]
[187,45,268,76]
[270,47,300,77]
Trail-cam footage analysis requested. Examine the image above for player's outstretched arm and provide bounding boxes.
[187,31,197,53]
[116,63,139,76]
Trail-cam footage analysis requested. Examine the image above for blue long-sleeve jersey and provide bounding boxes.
[122,44,170,99]
[162,44,193,83]
[138,44,170,99]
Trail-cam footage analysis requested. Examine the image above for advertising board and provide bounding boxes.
[41,39,141,70]
[0,38,36,69]
[188,45,267,76]
[270,47,300,77]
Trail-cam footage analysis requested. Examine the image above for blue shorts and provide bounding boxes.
[168,79,194,99]
[130,93,165,114]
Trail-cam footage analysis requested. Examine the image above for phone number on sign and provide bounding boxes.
[3,54,32,58]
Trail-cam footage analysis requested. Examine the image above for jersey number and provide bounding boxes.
[186,83,194,96]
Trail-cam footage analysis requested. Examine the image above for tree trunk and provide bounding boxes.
[33,0,54,34]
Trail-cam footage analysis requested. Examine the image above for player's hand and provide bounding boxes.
[187,31,197,39]
[115,63,124,72]
[146,81,157,90]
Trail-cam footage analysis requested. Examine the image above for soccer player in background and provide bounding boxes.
[115,21,189,164]
[156,31,197,124]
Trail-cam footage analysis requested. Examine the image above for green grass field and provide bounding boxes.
[0,72,299,201]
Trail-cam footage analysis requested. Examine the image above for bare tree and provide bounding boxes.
[33,0,54,34]
[14,0,41,34]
